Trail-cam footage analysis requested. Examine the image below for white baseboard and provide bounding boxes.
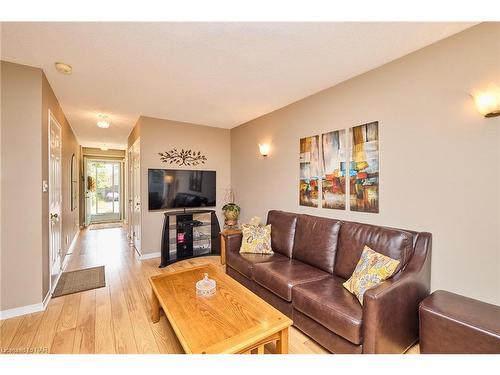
[0,294,49,320]
[1,259,58,320]
[139,251,161,260]
[0,232,79,321]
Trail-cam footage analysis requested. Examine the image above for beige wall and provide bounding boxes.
[1,61,43,310]
[0,22,3,309]
[1,61,80,311]
[133,116,230,255]
[0,23,3,312]
[231,23,500,304]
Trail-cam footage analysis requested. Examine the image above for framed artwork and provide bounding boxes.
[349,121,379,213]
[321,130,347,209]
[299,135,320,207]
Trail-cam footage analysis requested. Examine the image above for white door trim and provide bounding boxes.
[48,109,63,294]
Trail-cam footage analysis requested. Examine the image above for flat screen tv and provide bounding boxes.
[148,169,216,210]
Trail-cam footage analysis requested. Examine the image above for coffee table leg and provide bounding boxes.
[276,327,289,354]
[151,289,160,323]
[250,345,265,354]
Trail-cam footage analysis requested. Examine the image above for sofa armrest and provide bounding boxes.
[362,232,432,353]
[224,232,243,254]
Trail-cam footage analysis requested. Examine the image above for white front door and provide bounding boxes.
[86,159,122,223]
[83,157,93,227]
[49,111,62,291]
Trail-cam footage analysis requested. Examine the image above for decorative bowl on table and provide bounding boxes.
[196,273,216,297]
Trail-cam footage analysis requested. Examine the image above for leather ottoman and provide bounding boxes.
[419,290,500,353]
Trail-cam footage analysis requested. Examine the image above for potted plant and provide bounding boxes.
[222,203,240,228]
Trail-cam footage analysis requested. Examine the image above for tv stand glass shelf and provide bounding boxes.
[160,209,221,268]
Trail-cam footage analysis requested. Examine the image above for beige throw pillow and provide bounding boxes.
[239,224,273,254]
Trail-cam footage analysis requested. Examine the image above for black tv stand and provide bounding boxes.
[159,209,221,268]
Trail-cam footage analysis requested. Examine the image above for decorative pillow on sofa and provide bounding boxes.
[239,224,273,254]
[343,245,400,305]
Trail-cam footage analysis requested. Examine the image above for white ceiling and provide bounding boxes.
[1,22,476,149]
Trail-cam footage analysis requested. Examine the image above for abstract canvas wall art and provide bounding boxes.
[349,121,379,213]
[299,135,320,207]
[321,130,346,209]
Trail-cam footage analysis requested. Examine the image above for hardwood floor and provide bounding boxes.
[0,226,330,354]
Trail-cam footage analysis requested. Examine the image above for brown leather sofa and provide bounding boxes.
[225,210,432,354]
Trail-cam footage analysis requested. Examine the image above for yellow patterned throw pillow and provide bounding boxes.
[239,224,273,254]
[343,246,400,305]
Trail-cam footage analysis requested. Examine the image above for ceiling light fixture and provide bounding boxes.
[54,62,72,75]
[97,114,110,128]
[97,120,110,128]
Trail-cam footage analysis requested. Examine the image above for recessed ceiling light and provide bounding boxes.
[100,146,109,151]
[55,62,72,75]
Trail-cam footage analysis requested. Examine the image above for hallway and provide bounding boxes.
[0,226,328,354]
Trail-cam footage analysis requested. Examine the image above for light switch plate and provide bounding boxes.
[42,180,48,192]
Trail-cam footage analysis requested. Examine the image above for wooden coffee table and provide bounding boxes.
[149,263,292,354]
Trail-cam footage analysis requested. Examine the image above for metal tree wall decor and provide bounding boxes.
[159,149,207,166]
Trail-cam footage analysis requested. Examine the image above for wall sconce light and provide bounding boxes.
[472,84,500,118]
[259,143,270,157]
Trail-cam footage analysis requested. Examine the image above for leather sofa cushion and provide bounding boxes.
[226,249,289,279]
[266,210,298,258]
[335,221,414,279]
[293,276,363,345]
[253,259,331,302]
[292,214,341,274]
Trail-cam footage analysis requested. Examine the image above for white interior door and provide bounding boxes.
[128,148,134,242]
[132,140,141,253]
[49,111,62,291]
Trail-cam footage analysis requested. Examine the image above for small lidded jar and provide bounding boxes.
[196,273,216,297]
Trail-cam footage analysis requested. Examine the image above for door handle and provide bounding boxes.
[50,213,59,221]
